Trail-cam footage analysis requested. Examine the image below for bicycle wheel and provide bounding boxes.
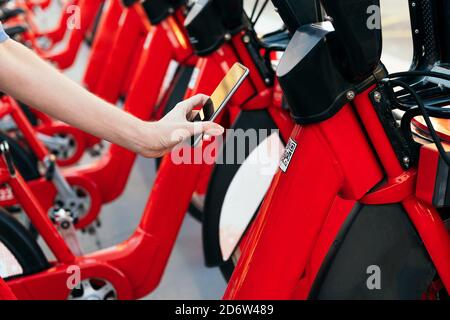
[0,132,40,237]
[202,109,285,280]
[0,207,49,280]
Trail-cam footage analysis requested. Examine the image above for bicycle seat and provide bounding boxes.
[4,25,27,38]
[0,7,25,22]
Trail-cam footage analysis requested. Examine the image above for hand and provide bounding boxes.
[134,94,224,158]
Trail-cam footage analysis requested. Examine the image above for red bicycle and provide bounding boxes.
[223,0,450,299]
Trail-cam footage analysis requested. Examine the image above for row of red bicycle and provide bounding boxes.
[0,0,448,300]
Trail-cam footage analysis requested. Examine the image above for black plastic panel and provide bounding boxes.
[320,0,382,82]
[213,0,244,34]
[185,0,227,56]
[185,0,245,56]
[271,0,323,33]
[277,23,353,124]
[309,204,435,300]
[437,0,450,64]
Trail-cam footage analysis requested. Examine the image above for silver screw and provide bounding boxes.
[411,2,416,7]
[403,156,410,168]
[265,78,271,84]
[346,91,355,101]
[224,33,232,41]
[373,91,382,103]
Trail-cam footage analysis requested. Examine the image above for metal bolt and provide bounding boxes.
[415,29,419,34]
[224,33,232,41]
[411,2,416,7]
[346,91,355,101]
[403,156,410,168]
[242,35,250,43]
[373,91,382,103]
[265,78,271,85]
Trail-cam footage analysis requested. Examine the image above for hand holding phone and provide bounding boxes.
[191,63,249,146]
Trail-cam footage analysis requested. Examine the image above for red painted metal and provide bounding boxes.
[415,144,442,205]
[224,103,383,299]
[83,0,124,91]
[0,278,16,300]
[94,4,148,103]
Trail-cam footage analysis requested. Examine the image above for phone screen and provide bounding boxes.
[191,63,249,146]
[193,63,249,122]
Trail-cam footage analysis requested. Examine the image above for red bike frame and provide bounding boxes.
[83,0,124,92]
[92,3,149,103]
[222,86,450,299]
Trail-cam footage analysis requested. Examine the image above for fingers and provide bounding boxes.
[178,121,223,141]
[201,121,224,136]
[180,94,210,114]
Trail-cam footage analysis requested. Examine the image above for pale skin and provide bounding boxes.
[0,39,224,158]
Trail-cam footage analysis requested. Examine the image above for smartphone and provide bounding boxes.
[191,62,249,146]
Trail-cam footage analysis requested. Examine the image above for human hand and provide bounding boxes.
[134,94,224,158]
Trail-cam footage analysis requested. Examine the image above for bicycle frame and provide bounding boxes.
[223,86,450,299]
[92,2,149,103]
[83,0,124,92]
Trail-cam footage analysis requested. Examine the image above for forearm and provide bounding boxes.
[0,39,146,151]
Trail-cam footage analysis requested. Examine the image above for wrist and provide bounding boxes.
[129,120,157,154]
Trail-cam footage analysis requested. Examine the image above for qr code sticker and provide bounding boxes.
[280,138,297,172]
